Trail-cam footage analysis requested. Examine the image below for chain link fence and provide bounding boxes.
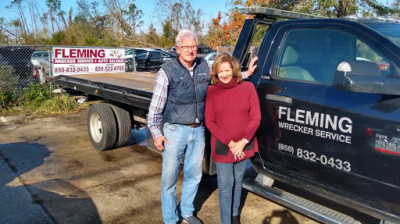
[0,45,52,103]
[0,45,132,109]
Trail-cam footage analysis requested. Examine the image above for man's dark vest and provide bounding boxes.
[161,57,210,124]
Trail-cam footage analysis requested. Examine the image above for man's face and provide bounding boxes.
[176,37,197,64]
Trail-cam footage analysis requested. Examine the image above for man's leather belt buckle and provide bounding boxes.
[187,123,201,128]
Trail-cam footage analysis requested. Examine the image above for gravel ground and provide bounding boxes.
[0,109,320,224]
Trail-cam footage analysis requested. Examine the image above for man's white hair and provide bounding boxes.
[175,29,198,46]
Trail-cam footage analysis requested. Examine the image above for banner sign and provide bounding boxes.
[52,47,125,75]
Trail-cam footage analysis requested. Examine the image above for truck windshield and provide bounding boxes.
[364,22,400,47]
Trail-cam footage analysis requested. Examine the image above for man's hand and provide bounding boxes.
[154,136,169,151]
[247,56,258,77]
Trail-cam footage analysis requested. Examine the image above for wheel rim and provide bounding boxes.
[90,112,102,143]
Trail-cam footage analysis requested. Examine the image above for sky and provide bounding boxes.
[0,0,230,33]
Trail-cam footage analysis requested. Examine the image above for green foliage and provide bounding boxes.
[0,65,17,91]
[144,24,162,47]
[0,65,17,110]
[18,83,52,108]
[41,94,85,112]
[0,89,12,110]
[162,20,178,47]
[46,31,67,45]
[1,82,89,115]
[253,25,269,46]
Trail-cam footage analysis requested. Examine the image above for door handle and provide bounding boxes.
[266,94,292,104]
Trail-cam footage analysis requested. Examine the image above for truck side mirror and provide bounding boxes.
[333,61,400,95]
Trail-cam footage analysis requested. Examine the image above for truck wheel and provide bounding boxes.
[110,104,132,148]
[88,103,117,151]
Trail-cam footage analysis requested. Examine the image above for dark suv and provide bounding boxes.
[196,44,214,58]
[135,49,175,71]
[125,48,149,71]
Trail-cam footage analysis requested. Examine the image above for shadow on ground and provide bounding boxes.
[0,143,101,223]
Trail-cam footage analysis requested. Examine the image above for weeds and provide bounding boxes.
[0,82,89,116]
[41,94,86,113]
[18,83,52,108]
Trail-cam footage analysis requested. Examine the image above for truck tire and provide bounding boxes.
[110,104,132,148]
[88,103,117,151]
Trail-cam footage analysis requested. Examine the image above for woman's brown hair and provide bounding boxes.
[210,53,242,85]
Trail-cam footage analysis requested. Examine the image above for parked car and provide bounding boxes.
[30,50,51,83]
[165,45,213,58]
[197,44,214,58]
[125,48,149,71]
[204,52,217,66]
[165,47,177,55]
[30,51,49,67]
[135,49,175,71]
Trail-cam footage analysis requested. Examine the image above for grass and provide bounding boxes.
[0,83,90,119]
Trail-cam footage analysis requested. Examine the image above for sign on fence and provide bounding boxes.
[52,47,125,76]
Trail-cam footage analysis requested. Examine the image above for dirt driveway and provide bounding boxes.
[0,110,319,224]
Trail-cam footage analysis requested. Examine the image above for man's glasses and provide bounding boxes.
[180,45,197,51]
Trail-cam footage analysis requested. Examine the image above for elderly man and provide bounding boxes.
[147,29,257,224]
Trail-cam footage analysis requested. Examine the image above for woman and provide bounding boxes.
[205,53,261,224]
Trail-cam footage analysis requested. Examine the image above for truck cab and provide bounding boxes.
[234,7,400,223]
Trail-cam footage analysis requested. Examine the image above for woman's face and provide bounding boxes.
[217,62,233,84]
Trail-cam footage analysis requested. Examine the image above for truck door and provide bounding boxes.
[255,22,400,215]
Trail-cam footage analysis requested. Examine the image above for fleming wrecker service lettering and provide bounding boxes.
[54,48,106,58]
[278,106,353,144]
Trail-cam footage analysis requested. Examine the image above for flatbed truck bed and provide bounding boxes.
[52,72,156,111]
[71,72,156,92]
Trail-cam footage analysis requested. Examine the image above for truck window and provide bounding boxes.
[273,28,395,83]
[242,24,269,70]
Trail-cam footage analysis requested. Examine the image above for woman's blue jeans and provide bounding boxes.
[215,159,248,224]
[161,122,205,224]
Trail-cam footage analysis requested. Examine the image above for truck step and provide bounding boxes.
[243,178,362,224]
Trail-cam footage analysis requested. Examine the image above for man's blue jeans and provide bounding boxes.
[161,122,205,224]
[215,159,248,224]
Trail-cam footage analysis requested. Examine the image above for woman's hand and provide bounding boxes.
[247,56,258,77]
[230,139,247,160]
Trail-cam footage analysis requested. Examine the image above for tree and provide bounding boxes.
[46,0,68,30]
[7,0,29,34]
[143,24,161,47]
[205,2,248,49]
[124,3,143,36]
[0,18,15,44]
[101,0,145,46]
[161,20,178,47]
[155,0,204,39]
[12,19,22,43]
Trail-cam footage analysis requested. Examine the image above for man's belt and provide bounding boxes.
[186,123,201,128]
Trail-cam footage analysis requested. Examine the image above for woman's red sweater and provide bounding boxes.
[205,78,261,163]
